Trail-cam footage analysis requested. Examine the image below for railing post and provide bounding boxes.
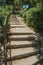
[3,25,7,65]
[3,15,12,65]
[3,16,8,65]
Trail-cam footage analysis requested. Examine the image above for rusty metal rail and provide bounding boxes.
[1,15,12,65]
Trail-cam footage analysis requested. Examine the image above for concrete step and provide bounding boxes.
[12,56,38,65]
[9,35,37,41]
[10,25,26,28]
[9,37,28,41]
[10,28,35,34]
[9,41,32,45]
[7,44,35,49]
[8,41,36,49]
[10,19,18,21]
[11,47,36,57]
[8,32,35,35]
[5,51,39,62]
[10,20,24,25]
[10,19,23,23]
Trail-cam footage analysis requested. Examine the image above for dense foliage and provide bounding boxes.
[0,5,11,42]
[20,1,43,30]
[14,0,22,10]
[20,0,43,46]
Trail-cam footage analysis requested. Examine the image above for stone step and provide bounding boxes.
[12,56,38,65]
[8,32,35,35]
[9,37,28,41]
[10,19,18,21]
[9,35,37,41]
[5,51,39,62]
[11,47,36,57]
[10,22,23,25]
[10,41,32,45]
[7,44,35,49]
[10,20,24,25]
[10,28,35,34]
[10,25,26,28]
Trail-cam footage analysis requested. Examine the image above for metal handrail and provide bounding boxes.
[0,15,8,65]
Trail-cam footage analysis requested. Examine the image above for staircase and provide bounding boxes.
[7,15,40,65]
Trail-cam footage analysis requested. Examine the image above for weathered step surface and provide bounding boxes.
[7,41,36,49]
[7,44,35,49]
[10,28,35,34]
[9,28,35,35]
[8,32,35,35]
[10,25,26,28]
[10,41,32,45]
[12,56,38,65]
[10,17,25,25]
[6,51,39,62]
[11,48,36,57]
[10,21,23,25]
[9,35,27,41]
[9,35,37,41]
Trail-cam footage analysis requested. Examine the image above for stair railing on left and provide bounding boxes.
[3,15,12,65]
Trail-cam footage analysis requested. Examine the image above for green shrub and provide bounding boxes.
[20,9,27,17]
[26,7,41,26]
[20,3,43,29]
[5,5,13,13]
[0,5,10,42]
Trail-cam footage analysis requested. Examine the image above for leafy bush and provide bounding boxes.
[20,3,43,29]
[5,5,13,13]
[20,9,27,16]
[0,5,10,42]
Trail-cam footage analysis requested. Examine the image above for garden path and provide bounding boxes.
[8,14,39,65]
